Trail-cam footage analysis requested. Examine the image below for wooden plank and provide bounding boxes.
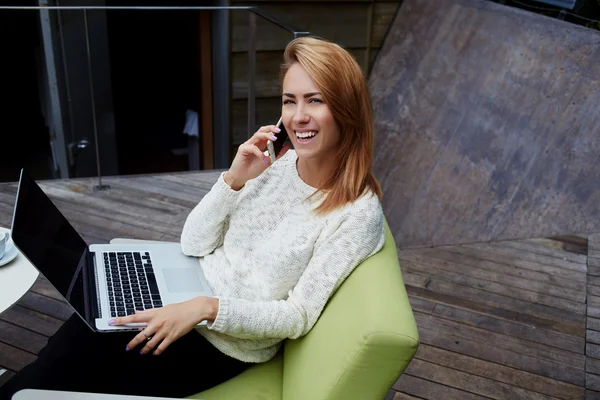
[551,235,589,256]
[500,239,588,264]
[0,320,48,355]
[589,286,600,297]
[231,3,398,52]
[408,295,437,314]
[432,304,584,354]
[466,243,587,272]
[18,292,73,322]
[394,374,489,400]
[441,245,587,283]
[403,259,585,314]
[106,176,206,205]
[404,247,586,292]
[150,174,219,192]
[588,357,600,375]
[590,276,600,289]
[66,218,150,246]
[414,275,585,331]
[591,297,600,309]
[587,389,600,400]
[29,276,65,303]
[371,2,400,52]
[402,271,431,289]
[0,201,15,228]
[0,305,63,337]
[587,331,600,348]
[415,344,583,400]
[590,262,600,278]
[407,285,583,337]
[589,318,600,332]
[400,256,585,311]
[42,179,194,215]
[405,358,561,400]
[0,341,36,372]
[418,326,584,386]
[588,374,600,392]
[588,344,600,359]
[39,183,189,231]
[415,312,584,369]
[392,392,424,400]
[52,202,178,242]
[399,249,585,302]
[590,235,600,251]
[97,183,198,211]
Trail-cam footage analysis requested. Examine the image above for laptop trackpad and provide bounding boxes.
[163,268,204,293]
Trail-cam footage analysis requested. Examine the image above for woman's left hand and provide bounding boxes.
[109,296,218,355]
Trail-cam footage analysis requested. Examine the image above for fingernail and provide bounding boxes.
[125,347,130,352]
[108,319,115,326]
[274,127,281,133]
[263,157,269,164]
[270,135,278,141]
[152,351,157,356]
[140,351,144,355]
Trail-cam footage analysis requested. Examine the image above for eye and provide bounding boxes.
[309,98,324,104]
[282,99,295,105]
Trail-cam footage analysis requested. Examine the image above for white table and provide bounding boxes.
[0,226,39,314]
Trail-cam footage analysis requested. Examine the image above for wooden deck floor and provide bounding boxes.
[0,171,597,399]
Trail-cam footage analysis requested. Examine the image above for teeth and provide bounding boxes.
[295,131,317,139]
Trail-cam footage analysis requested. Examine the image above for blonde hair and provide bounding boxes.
[280,36,382,214]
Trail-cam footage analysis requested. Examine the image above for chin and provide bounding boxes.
[294,147,321,160]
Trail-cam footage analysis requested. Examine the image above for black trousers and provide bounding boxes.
[0,314,250,399]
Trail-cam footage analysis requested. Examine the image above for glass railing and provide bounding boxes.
[0,4,310,187]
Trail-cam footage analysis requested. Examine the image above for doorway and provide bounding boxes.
[105,0,209,175]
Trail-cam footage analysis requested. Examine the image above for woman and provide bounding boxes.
[0,36,384,399]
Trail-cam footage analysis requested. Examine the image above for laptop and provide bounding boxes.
[10,170,213,332]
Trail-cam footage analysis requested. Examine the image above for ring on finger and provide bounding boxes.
[142,328,152,341]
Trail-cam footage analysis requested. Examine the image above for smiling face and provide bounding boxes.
[281,62,341,162]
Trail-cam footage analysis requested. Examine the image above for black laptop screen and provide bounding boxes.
[11,171,89,318]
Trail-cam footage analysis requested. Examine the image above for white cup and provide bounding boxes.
[0,232,9,259]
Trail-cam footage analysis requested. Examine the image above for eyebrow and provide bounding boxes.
[282,92,321,98]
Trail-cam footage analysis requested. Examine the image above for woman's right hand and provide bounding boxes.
[224,125,289,191]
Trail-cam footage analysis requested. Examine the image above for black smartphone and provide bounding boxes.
[267,117,289,163]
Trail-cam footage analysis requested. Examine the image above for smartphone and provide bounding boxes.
[266,117,289,163]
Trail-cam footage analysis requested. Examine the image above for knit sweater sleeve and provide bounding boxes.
[180,172,243,257]
[206,199,385,340]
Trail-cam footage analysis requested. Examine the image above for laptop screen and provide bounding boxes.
[11,170,89,319]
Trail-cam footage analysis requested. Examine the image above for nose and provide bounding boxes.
[293,103,310,125]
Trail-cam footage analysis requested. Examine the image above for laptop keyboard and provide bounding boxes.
[103,251,163,317]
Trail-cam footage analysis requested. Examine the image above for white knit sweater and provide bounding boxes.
[180,150,385,363]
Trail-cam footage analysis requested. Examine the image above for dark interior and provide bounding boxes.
[105,0,206,175]
[0,1,52,183]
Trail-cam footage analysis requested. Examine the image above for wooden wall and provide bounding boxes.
[229,0,402,156]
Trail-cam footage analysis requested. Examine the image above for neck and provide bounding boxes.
[296,154,338,189]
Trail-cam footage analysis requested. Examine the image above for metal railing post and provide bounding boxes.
[83,9,109,190]
[247,12,257,139]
